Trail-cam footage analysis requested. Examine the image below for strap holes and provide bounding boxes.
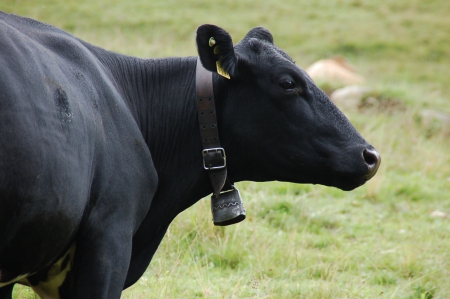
[213,137,217,141]
[208,98,212,101]
[211,124,215,128]
[201,112,204,116]
[204,138,208,142]
[203,125,206,129]
[210,111,213,115]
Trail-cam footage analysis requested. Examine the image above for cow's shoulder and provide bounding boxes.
[0,11,158,220]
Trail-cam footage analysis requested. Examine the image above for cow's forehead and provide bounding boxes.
[236,38,295,68]
[272,46,295,63]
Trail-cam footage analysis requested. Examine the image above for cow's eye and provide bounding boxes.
[279,78,296,90]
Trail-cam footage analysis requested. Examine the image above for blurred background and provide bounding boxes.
[1,0,449,298]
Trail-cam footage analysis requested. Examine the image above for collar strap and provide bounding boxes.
[196,57,228,197]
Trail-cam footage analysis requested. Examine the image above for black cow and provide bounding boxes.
[0,11,380,299]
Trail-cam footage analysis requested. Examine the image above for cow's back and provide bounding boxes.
[0,11,157,283]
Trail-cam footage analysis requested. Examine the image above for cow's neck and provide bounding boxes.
[110,54,217,224]
[95,50,236,285]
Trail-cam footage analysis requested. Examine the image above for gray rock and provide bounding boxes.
[330,85,371,110]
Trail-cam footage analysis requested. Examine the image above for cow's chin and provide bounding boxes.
[331,177,368,191]
[318,168,372,191]
[277,174,368,192]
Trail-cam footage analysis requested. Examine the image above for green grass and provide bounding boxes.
[2,0,450,298]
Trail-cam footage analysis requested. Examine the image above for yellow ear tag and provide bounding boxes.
[216,60,231,79]
[209,37,216,47]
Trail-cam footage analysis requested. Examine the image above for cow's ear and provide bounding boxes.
[196,24,238,79]
[243,27,274,44]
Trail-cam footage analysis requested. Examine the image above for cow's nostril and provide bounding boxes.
[362,148,381,179]
[363,149,378,166]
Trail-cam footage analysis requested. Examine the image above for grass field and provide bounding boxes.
[1,0,450,298]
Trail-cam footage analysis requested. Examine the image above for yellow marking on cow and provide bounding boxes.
[27,243,76,299]
[208,37,216,47]
[216,60,230,79]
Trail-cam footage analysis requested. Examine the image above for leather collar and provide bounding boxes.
[196,57,228,197]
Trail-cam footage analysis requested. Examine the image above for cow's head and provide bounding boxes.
[196,25,380,191]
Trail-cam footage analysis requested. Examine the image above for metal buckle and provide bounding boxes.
[202,147,226,170]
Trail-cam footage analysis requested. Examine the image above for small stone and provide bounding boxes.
[430,210,448,218]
